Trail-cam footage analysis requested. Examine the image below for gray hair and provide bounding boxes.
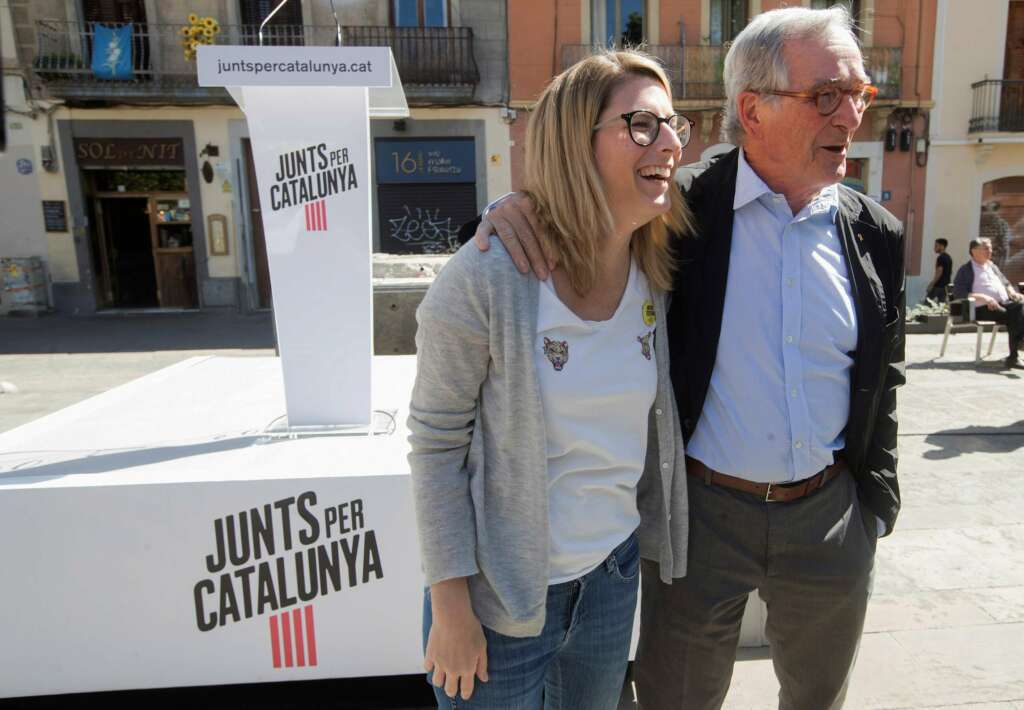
[721,6,860,145]
[970,237,993,251]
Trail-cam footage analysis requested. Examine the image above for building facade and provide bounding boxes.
[505,0,937,284]
[1,0,510,315]
[920,0,1024,303]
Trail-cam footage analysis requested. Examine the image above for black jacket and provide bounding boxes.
[670,149,905,534]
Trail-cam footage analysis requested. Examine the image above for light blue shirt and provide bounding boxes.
[687,150,858,483]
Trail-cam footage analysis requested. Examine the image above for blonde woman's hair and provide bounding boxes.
[524,49,693,294]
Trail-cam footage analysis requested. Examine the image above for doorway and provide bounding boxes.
[243,138,273,309]
[86,168,199,309]
[980,177,1024,287]
[97,196,157,307]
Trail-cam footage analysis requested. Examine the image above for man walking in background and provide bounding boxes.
[926,238,953,302]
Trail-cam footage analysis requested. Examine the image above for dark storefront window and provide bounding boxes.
[375,137,476,254]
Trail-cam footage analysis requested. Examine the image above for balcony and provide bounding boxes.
[31,20,479,105]
[562,44,685,98]
[970,79,1024,133]
[343,26,479,104]
[560,44,901,104]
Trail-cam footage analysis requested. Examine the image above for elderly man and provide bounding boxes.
[470,7,904,709]
[953,237,1024,368]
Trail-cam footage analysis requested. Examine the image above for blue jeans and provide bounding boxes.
[423,533,640,710]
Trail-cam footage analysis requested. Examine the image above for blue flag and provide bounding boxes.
[91,23,134,80]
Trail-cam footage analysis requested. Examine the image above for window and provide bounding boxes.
[595,0,646,46]
[841,158,868,194]
[393,0,448,28]
[709,0,747,45]
[239,0,302,26]
[239,0,304,44]
[810,0,861,26]
[82,0,146,23]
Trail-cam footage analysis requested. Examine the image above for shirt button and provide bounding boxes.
[785,278,794,287]
[794,441,803,449]
[655,408,663,415]
[791,388,798,398]
[786,335,795,343]
[662,462,669,469]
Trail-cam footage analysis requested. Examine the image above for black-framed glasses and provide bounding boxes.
[764,84,879,116]
[593,110,694,147]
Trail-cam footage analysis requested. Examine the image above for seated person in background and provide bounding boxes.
[925,238,952,302]
[953,237,1024,368]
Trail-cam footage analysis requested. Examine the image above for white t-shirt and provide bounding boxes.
[971,260,1009,304]
[535,260,657,584]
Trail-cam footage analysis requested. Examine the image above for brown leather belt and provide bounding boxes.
[685,456,846,503]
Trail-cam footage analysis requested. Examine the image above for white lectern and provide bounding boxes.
[198,46,408,429]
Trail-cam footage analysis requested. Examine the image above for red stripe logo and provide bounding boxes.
[269,605,318,668]
[304,200,327,232]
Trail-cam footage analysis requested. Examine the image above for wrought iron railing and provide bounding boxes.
[31,20,479,98]
[561,45,688,98]
[342,26,479,85]
[561,44,901,103]
[970,79,1024,133]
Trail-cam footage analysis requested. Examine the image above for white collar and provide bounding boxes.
[733,149,840,219]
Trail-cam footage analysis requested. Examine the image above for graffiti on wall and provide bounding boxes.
[386,205,460,254]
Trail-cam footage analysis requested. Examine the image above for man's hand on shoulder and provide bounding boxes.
[472,193,555,279]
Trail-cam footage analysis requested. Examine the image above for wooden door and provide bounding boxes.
[154,251,198,308]
[243,139,273,309]
[150,194,198,309]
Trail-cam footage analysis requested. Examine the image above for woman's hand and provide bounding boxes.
[425,578,490,700]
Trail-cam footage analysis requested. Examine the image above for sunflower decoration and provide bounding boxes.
[181,14,221,61]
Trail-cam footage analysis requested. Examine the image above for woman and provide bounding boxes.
[407,50,692,709]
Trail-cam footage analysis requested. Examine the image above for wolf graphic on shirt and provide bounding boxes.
[637,331,653,361]
[543,337,569,371]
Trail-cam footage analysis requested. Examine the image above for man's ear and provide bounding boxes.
[736,91,764,140]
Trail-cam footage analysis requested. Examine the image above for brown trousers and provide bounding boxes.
[635,470,877,710]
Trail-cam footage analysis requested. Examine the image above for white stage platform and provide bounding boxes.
[0,355,424,698]
[0,354,765,699]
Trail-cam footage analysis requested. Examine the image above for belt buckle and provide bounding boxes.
[764,482,775,503]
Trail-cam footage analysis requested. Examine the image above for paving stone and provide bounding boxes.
[864,590,997,633]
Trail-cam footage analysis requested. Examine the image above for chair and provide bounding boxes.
[938,285,1007,362]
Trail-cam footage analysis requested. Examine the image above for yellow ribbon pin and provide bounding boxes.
[642,300,656,326]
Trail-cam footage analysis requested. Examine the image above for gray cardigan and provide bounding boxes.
[407,239,689,637]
